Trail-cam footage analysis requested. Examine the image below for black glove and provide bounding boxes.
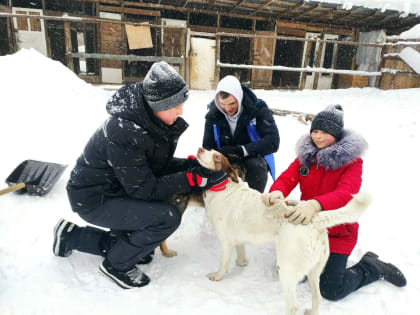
[186,167,228,191]
[218,145,244,158]
[186,155,200,169]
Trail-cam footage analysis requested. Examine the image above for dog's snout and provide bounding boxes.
[198,147,205,154]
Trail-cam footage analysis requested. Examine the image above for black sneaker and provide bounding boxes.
[99,259,150,289]
[136,250,155,265]
[361,252,407,287]
[53,218,77,257]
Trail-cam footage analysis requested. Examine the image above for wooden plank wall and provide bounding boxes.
[251,31,276,88]
[100,21,123,68]
[6,5,420,90]
[380,45,420,89]
[381,72,420,89]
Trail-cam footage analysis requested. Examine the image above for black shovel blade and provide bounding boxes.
[5,160,67,196]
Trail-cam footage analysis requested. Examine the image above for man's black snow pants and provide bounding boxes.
[320,253,380,301]
[242,156,268,193]
[73,196,181,271]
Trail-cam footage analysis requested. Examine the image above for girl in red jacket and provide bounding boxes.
[264,104,406,301]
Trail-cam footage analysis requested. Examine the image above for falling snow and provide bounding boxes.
[0,49,419,315]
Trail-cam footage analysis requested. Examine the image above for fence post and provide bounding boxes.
[375,44,387,88]
[214,34,221,88]
[299,41,312,90]
[312,36,324,90]
[64,21,74,72]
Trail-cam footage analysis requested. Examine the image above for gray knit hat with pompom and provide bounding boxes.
[143,61,189,112]
[310,104,344,140]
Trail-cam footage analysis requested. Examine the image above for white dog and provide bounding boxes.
[196,148,371,315]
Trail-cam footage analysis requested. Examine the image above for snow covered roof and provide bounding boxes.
[6,1,419,33]
[313,0,420,15]
[167,0,420,32]
[399,24,420,40]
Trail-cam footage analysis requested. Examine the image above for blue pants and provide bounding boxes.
[320,253,380,301]
[73,196,181,271]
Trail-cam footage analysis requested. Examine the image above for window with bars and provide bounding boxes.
[15,10,41,32]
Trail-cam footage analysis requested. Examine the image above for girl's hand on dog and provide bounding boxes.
[285,200,322,224]
[261,190,284,206]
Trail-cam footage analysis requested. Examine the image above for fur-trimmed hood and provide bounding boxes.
[296,130,368,170]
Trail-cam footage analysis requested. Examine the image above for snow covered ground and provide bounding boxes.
[0,49,419,315]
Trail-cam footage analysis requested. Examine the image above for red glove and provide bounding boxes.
[186,167,228,191]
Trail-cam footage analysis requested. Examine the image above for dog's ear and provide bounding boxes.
[215,152,239,183]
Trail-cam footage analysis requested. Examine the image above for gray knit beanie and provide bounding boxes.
[143,61,189,112]
[310,104,344,140]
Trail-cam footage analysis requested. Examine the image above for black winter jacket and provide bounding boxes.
[202,86,279,158]
[67,83,193,213]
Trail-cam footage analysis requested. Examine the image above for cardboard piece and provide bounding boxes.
[125,23,153,50]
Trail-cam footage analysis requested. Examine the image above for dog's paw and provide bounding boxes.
[304,309,318,315]
[162,249,178,257]
[236,258,248,267]
[207,272,224,281]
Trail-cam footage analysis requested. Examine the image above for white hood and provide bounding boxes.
[214,75,244,135]
[215,75,243,107]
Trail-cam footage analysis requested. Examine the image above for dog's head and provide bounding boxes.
[196,148,239,183]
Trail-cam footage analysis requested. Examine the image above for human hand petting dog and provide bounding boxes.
[285,199,322,225]
[187,167,228,191]
[218,145,244,158]
[186,155,201,168]
[261,190,284,206]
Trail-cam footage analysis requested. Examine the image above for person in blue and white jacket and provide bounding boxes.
[202,75,280,192]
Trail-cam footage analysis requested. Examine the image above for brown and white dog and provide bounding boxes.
[196,148,371,315]
[159,190,203,257]
[159,152,244,257]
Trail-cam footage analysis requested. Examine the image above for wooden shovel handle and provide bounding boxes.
[0,183,26,196]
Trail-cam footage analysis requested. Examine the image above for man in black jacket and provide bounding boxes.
[203,75,279,193]
[53,62,227,289]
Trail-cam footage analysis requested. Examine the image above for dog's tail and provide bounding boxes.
[312,192,372,230]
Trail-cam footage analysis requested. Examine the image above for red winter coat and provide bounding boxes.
[270,131,367,255]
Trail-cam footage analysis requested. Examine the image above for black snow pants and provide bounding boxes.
[320,253,380,301]
[242,156,268,193]
[73,196,181,271]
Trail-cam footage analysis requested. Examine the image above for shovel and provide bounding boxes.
[0,160,67,196]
